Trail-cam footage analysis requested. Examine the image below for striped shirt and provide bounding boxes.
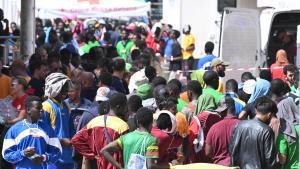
[2,120,61,169]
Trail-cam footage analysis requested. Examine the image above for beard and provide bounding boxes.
[218,71,225,77]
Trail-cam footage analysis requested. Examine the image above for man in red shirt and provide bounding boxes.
[7,77,28,125]
[205,97,240,166]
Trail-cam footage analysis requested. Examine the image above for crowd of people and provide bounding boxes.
[0,8,299,169]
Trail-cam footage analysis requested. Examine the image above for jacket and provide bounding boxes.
[229,119,278,169]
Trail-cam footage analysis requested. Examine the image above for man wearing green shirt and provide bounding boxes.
[116,29,134,60]
[195,71,224,114]
[277,124,299,169]
[101,107,170,169]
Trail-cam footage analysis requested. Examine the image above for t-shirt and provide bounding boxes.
[277,124,299,169]
[12,94,27,114]
[203,88,224,104]
[81,41,100,54]
[116,40,134,60]
[206,115,240,166]
[151,127,182,163]
[182,34,195,60]
[177,98,188,113]
[112,76,127,94]
[112,130,159,169]
[0,74,11,99]
[28,77,45,98]
[164,38,174,58]
[197,54,217,70]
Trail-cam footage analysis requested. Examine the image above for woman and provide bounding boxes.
[270,49,289,81]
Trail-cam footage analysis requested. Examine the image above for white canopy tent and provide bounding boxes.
[35,0,151,19]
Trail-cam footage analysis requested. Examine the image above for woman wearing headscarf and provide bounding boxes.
[239,78,270,119]
[270,49,289,81]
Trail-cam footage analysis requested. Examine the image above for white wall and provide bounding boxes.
[163,0,221,59]
[0,0,20,24]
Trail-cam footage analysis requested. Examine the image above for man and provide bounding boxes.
[211,58,230,93]
[101,107,170,169]
[195,71,224,114]
[225,79,246,117]
[205,97,240,166]
[277,124,299,169]
[283,64,299,95]
[197,41,217,70]
[71,93,129,169]
[7,77,28,125]
[182,80,202,122]
[42,73,75,169]
[182,25,195,73]
[112,58,128,94]
[116,29,134,60]
[28,59,48,98]
[2,96,62,169]
[151,112,182,164]
[128,54,151,93]
[0,60,11,98]
[229,96,278,169]
[127,95,143,132]
[65,81,92,137]
[168,30,182,81]
[0,8,9,58]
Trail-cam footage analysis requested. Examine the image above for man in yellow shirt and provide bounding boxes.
[182,25,195,75]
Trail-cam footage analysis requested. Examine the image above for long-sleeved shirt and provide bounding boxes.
[2,120,62,169]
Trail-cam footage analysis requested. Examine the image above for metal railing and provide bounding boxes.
[0,36,20,65]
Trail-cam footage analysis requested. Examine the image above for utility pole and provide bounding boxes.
[20,0,35,59]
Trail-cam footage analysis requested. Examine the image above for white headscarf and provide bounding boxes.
[44,73,70,98]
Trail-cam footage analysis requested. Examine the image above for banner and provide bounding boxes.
[36,0,150,18]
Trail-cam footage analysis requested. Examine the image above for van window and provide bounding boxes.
[218,0,237,13]
[267,12,300,66]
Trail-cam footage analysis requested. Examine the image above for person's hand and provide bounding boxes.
[23,147,35,157]
[60,138,72,147]
[31,155,43,164]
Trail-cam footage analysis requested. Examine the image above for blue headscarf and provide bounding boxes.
[247,79,270,103]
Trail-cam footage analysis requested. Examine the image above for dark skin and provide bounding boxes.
[100,123,170,169]
[23,101,44,164]
[54,83,72,147]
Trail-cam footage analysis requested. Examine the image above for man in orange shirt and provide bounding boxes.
[0,60,11,99]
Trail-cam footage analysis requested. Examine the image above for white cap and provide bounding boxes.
[243,79,256,94]
[95,87,110,101]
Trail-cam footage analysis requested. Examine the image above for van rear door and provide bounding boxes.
[220,7,262,82]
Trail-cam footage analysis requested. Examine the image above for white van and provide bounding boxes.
[220,0,300,81]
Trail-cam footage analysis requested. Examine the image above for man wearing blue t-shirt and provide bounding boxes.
[197,41,217,70]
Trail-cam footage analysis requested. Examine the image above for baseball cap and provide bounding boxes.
[211,58,230,67]
[95,87,110,102]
